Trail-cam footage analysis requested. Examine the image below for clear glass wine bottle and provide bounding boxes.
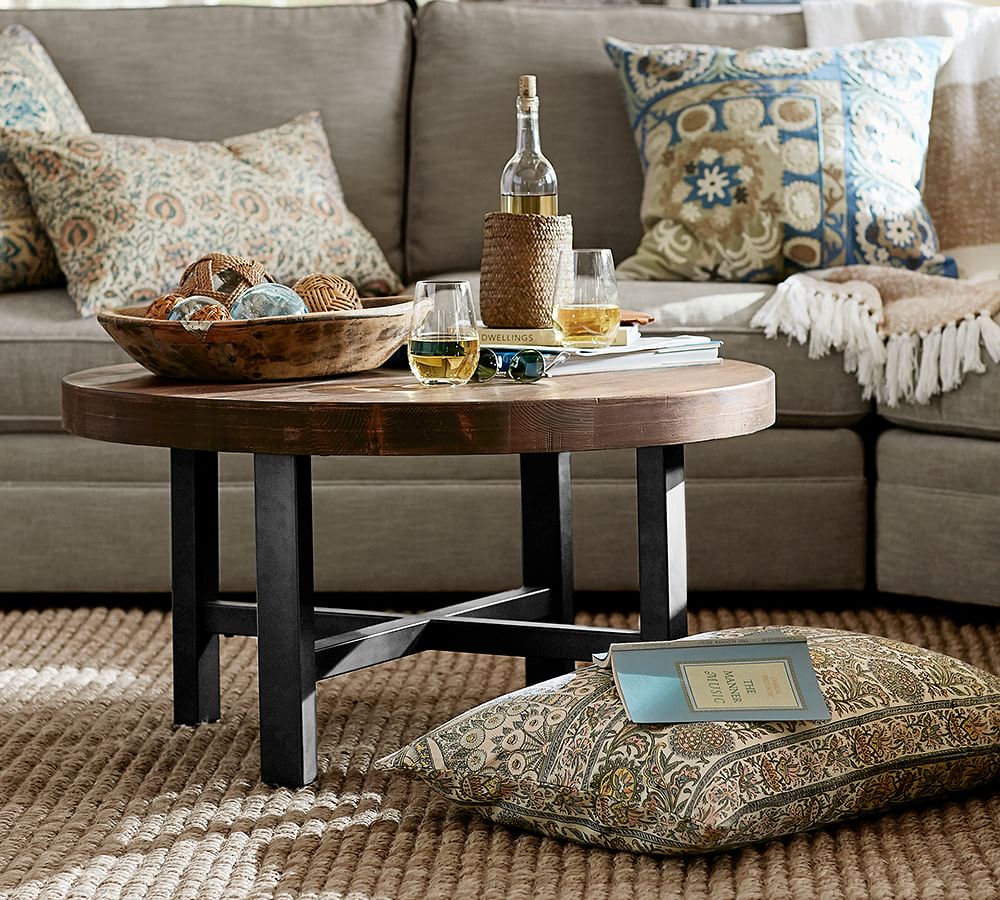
[500,75,558,215]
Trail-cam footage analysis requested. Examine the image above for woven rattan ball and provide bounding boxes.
[188,303,232,322]
[292,273,361,313]
[145,292,184,319]
[177,253,270,306]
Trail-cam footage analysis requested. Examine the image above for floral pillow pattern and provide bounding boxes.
[0,25,90,291]
[605,37,956,283]
[630,94,825,282]
[6,111,402,316]
[379,627,1000,855]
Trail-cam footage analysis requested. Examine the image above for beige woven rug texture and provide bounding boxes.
[1,605,1000,900]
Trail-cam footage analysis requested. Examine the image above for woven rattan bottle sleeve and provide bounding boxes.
[479,212,572,328]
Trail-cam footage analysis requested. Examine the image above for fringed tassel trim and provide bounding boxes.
[887,313,1000,407]
[752,277,1000,407]
[750,275,885,400]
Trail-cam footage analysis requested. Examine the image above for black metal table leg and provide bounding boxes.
[521,452,575,684]
[636,445,688,641]
[169,443,686,787]
[254,454,317,787]
[171,449,221,725]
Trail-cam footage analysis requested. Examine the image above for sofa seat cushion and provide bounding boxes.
[877,429,1000,605]
[0,428,866,592]
[6,275,871,431]
[432,272,870,426]
[0,427,862,485]
[879,356,1000,439]
[0,288,130,431]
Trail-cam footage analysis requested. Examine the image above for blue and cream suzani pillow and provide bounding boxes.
[605,37,956,283]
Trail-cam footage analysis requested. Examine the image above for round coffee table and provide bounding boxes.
[63,360,775,787]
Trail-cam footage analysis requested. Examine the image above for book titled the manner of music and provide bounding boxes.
[594,631,830,724]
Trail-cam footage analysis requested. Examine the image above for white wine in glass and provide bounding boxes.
[552,305,621,346]
[552,249,620,349]
[407,281,480,386]
[408,336,480,384]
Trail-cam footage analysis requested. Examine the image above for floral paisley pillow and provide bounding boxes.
[379,626,1000,855]
[605,37,956,283]
[6,111,402,316]
[0,25,90,291]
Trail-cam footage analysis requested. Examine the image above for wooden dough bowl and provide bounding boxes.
[98,296,413,382]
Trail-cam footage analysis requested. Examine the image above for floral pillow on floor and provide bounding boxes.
[5,111,402,316]
[0,24,90,291]
[379,626,1000,855]
[605,37,956,282]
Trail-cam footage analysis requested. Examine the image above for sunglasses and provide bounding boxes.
[472,347,560,384]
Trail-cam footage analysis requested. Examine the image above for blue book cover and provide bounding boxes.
[594,632,831,724]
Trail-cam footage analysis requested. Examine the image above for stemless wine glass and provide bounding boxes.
[552,248,620,349]
[407,280,480,386]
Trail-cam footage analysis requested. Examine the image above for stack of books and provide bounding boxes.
[480,326,722,377]
[478,324,643,349]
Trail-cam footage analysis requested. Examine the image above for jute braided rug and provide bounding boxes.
[1,603,1000,900]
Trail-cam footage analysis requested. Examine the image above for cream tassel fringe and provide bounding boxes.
[751,275,885,400]
[751,276,1000,407]
[914,328,941,405]
[939,322,960,393]
[978,312,1000,364]
[883,333,918,407]
[958,315,985,377]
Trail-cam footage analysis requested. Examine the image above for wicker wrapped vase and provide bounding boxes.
[479,212,572,328]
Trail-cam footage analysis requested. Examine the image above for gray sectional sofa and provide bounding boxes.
[0,2,995,605]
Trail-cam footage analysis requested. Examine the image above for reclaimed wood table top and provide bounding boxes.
[62,361,776,456]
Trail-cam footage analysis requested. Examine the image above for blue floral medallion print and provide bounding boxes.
[605,37,956,282]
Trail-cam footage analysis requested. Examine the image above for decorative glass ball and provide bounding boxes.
[229,283,309,320]
[168,295,229,321]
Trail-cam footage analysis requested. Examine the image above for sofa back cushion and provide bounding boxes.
[0,4,412,277]
[407,2,805,280]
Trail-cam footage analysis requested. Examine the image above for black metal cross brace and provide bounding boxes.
[170,445,688,787]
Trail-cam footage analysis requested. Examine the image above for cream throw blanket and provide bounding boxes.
[751,268,1000,407]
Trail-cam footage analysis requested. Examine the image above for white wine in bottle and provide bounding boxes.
[500,74,558,215]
